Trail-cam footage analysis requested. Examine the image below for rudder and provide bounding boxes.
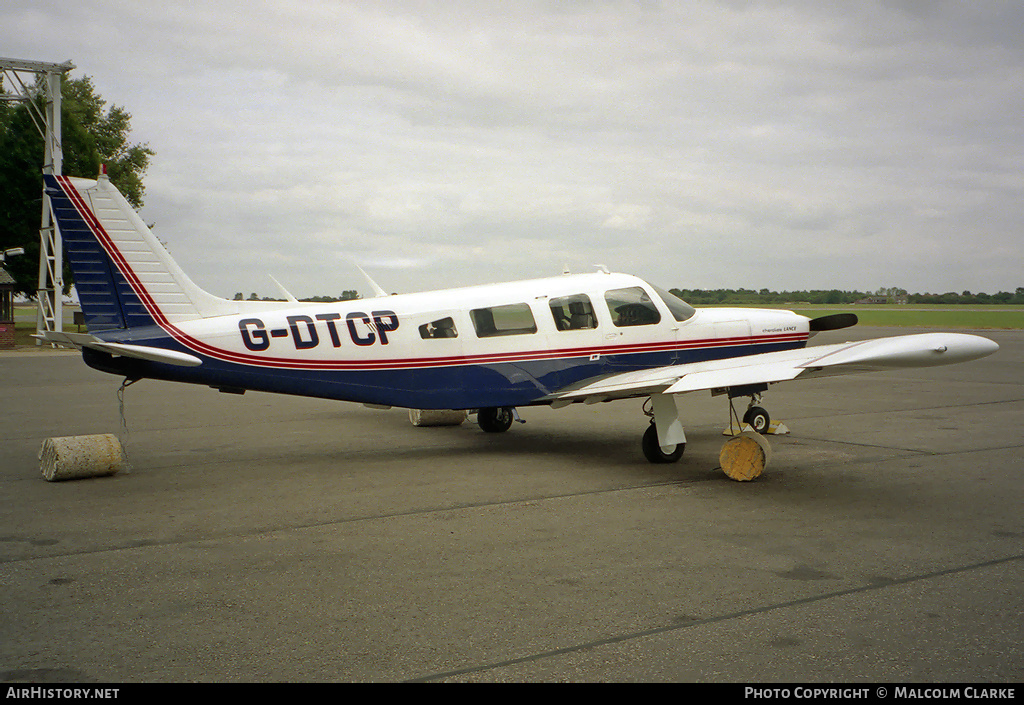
[44,172,231,332]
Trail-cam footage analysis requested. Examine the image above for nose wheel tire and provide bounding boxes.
[642,424,685,463]
[743,406,770,435]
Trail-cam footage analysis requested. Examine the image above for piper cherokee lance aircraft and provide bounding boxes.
[37,171,999,476]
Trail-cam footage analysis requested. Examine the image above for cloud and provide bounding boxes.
[2,0,1022,298]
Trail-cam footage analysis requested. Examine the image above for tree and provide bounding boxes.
[0,74,154,297]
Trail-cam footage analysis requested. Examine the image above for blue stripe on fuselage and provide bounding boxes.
[82,337,807,409]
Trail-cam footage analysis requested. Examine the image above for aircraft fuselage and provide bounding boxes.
[83,272,811,410]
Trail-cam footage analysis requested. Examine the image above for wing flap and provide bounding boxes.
[664,362,804,394]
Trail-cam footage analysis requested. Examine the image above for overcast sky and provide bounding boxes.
[3,1,1022,299]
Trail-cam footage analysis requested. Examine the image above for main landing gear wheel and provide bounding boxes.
[743,406,770,435]
[478,407,514,433]
[642,423,685,463]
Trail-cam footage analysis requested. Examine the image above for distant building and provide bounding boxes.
[0,267,15,349]
[856,293,913,303]
[856,294,908,305]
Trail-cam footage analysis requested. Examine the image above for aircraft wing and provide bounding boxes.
[547,332,999,404]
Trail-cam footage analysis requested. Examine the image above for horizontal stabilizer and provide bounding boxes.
[87,342,203,367]
[34,331,203,367]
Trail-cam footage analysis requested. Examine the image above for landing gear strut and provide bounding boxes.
[721,391,772,481]
[725,389,771,436]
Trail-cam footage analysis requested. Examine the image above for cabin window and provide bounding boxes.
[651,284,696,322]
[419,316,458,339]
[549,294,598,331]
[605,287,662,327]
[471,303,537,338]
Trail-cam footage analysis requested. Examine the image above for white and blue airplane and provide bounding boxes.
[38,171,999,470]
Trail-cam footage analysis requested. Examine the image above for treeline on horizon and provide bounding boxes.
[667,287,1024,306]
[233,291,361,303]
[230,287,1024,306]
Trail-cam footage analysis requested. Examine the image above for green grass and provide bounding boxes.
[11,305,84,346]
[681,303,1024,329]
[12,320,81,346]
[786,306,1024,329]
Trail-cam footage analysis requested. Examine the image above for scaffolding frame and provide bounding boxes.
[0,57,76,342]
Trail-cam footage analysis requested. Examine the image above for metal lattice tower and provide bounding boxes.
[0,57,75,342]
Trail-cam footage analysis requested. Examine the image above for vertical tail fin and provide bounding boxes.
[44,172,232,332]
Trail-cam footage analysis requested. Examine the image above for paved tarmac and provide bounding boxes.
[1,328,1021,683]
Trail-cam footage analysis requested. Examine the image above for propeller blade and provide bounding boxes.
[809,313,858,331]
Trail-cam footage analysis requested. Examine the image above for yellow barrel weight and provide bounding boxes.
[719,431,771,481]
